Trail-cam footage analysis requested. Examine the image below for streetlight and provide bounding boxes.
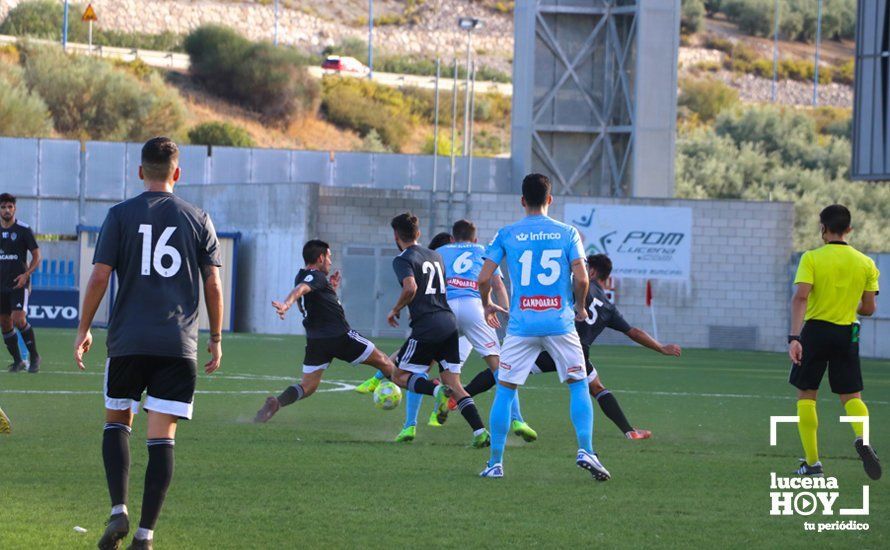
[62,0,70,51]
[368,0,374,79]
[457,17,482,155]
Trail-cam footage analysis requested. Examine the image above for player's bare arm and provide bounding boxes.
[626,327,681,356]
[272,283,312,319]
[571,258,589,322]
[13,247,40,289]
[202,264,224,374]
[858,290,877,316]
[788,282,811,364]
[478,259,506,328]
[387,276,417,327]
[73,263,113,370]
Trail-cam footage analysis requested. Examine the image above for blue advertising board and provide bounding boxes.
[27,289,79,328]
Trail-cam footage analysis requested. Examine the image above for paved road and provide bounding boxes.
[0,34,513,96]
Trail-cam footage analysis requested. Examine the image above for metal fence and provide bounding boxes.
[0,136,513,235]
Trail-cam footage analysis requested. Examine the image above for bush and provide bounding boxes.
[0,61,53,137]
[681,0,706,35]
[321,76,414,151]
[361,129,391,153]
[715,0,857,42]
[185,25,320,124]
[704,0,723,15]
[834,59,854,85]
[678,78,739,122]
[188,121,254,147]
[0,1,184,51]
[422,131,453,156]
[20,45,185,141]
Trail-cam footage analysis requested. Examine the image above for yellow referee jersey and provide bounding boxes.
[794,243,880,325]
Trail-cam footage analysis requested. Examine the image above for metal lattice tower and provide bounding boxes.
[511,0,680,198]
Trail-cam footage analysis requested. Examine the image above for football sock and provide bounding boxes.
[843,398,869,439]
[457,396,485,431]
[103,423,131,508]
[408,373,437,396]
[464,368,495,396]
[134,528,153,541]
[797,399,819,465]
[3,330,21,363]
[111,504,128,516]
[511,391,525,423]
[19,323,38,358]
[403,372,427,429]
[277,384,305,406]
[594,390,634,434]
[140,439,175,532]
[374,371,386,381]
[488,384,516,466]
[569,380,594,454]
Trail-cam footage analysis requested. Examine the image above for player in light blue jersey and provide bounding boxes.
[477,174,610,480]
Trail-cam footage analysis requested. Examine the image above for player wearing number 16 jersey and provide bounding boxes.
[477,174,609,480]
[75,138,224,550]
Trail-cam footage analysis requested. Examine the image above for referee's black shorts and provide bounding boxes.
[789,320,862,394]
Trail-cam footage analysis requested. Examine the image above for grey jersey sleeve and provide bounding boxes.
[198,212,222,267]
[607,306,632,333]
[93,208,121,267]
[392,256,414,285]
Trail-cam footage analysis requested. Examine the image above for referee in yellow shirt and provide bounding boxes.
[788,205,881,479]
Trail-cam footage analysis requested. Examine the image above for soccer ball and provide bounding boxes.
[373,381,402,410]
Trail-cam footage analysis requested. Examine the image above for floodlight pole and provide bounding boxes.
[368,0,374,79]
[62,0,69,51]
[463,29,473,155]
[813,0,823,106]
[772,0,779,103]
[467,61,477,195]
[449,57,459,195]
[432,58,441,193]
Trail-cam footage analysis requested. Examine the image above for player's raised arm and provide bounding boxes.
[74,263,113,370]
[272,283,313,319]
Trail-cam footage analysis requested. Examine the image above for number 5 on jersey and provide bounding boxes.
[138,225,182,277]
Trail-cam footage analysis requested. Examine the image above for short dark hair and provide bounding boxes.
[522,173,551,207]
[451,219,476,242]
[0,193,16,205]
[428,232,453,250]
[391,212,420,242]
[303,239,330,264]
[587,254,612,279]
[141,137,180,181]
[820,204,852,235]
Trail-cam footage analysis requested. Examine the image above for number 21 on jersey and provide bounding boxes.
[421,261,446,295]
[138,225,182,277]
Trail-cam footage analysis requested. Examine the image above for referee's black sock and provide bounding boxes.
[457,396,485,431]
[140,439,175,532]
[463,369,496,397]
[103,423,131,509]
[3,330,22,364]
[277,384,305,406]
[19,323,38,358]
[407,373,438,396]
[594,390,634,434]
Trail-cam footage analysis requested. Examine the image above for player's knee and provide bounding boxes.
[0,318,12,333]
[590,379,606,395]
[12,315,27,329]
[839,392,862,404]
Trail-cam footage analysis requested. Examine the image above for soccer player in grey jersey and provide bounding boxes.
[387,212,491,448]
[75,138,224,550]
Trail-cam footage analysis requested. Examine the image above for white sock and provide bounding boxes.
[433,385,442,398]
[473,428,486,437]
[134,528,153,541]
[111,504,127,516]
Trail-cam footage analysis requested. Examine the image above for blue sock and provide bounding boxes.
[488,384,516,466]
[374,371,385,381]
[511,391,525,423]
[403,372,426,429]
[568,380,594,453]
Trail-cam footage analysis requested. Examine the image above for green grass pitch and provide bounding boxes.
[1,328,888,548]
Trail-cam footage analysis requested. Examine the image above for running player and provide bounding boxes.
[534,254,682,439]
[478,173,610,480]
[388,212,490,448]
[75,137,224,550]
[789,204,881,479]
[253,239,402,423]
[1,193,42,373]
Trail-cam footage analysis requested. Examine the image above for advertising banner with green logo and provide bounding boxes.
[564,204,692,281]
